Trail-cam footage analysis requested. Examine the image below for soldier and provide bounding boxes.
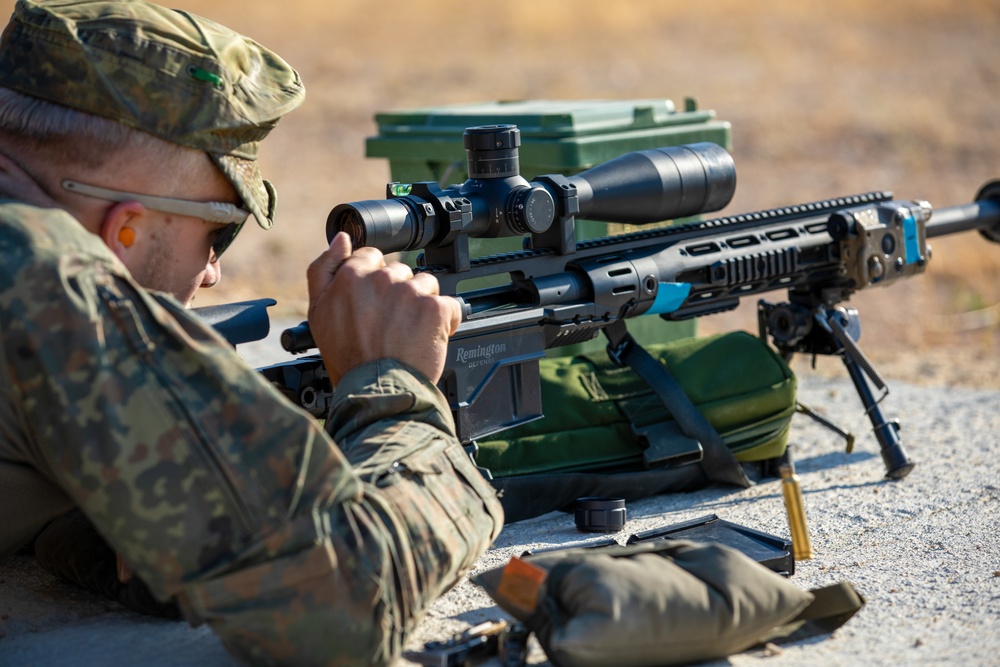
[0,1,503,665]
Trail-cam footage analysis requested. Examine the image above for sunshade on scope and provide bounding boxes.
[327,124,736,254]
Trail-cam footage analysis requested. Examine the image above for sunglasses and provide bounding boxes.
[62,179,248,259]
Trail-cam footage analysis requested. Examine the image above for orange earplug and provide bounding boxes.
[118,227,135,248]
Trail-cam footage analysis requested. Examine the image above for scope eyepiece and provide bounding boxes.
[333,205,367,247]
[327,197,434,254]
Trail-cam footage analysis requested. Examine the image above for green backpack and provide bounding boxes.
[474,331,797,522]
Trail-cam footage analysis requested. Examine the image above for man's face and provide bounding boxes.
[128,214,227,307]
[103,154,244,308]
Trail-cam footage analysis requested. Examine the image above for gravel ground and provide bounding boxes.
[401,375,1000,667]
[1,330,997,666]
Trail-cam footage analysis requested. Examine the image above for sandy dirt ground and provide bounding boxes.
[2,0,997,386]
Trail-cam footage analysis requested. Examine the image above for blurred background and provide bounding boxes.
[5,0,998,385]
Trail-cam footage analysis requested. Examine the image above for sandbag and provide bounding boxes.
[475,539,864,667]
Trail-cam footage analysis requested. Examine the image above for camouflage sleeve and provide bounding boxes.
[1,209,502,666]
[179,359,504,666]
[173,370,503,665]
[1,214,360,594]
[325,357,458,464]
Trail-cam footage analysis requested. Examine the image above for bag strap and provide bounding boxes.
[761,581,866,645]
[603,320,753,488]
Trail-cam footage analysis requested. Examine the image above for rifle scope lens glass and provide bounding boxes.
[332,207,367,248]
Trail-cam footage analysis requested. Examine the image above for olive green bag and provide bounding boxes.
[474,540,864,667]
[475,331,797,521]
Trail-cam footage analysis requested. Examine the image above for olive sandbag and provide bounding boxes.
[475,539,814,667]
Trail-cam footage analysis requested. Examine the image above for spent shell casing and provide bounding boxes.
[779,462,813,560]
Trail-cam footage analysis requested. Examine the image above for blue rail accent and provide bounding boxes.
[648,282,692,314]
[903,212,921,264]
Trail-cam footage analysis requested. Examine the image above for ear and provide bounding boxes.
[98,201,148,262]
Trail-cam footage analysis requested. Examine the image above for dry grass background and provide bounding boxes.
[6,0,999,386]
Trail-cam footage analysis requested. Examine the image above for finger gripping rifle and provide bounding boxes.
[269,124,1000,482]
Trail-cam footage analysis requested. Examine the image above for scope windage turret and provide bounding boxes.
[327,125,736,254]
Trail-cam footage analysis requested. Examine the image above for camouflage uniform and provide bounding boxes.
[0,2,503,665]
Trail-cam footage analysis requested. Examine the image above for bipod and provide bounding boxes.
[759,301,916,480]
[815,307,915,479]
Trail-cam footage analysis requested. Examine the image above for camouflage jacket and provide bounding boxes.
[0,199,496,587]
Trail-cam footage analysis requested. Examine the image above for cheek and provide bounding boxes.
[164,217,216,257]
[167,221,215,295]
[177,222,216,268]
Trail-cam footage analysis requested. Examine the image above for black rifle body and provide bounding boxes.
[265,183,1000,481]
[435,191,999,455]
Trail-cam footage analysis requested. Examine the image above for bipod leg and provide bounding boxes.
[764,301,916,479]
[838,347,915,480]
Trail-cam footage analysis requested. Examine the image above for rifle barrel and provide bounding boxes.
[926,199,1000,238]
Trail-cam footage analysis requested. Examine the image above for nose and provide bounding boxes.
[201,259,222,288]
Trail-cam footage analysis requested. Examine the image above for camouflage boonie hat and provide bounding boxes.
[0,0,306,229]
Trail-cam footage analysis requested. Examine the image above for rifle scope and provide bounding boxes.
[327,125,737,254]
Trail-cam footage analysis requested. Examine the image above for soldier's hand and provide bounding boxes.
[307,232,461,386]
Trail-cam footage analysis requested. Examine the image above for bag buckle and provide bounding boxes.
[632,421,704,468]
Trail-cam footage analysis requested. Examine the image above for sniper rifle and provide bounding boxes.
[202,125,1000,482]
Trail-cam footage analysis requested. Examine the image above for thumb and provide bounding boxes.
[443,295,463,337]
[324,231,354,273]
[307,232,353,301]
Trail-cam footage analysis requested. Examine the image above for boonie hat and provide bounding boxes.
[0,0,306,228]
